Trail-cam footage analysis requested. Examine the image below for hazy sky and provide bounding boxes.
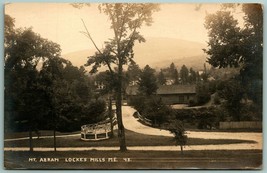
[5,3,238,55]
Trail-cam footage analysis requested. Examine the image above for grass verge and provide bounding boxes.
[4,129,256,148]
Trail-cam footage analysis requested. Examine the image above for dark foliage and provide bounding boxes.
[167,120,188,154]
[174,107,219,130]
[138,65,158,96]
[129,96,174,127]
[203,4,263,121]
[196,82,211,105]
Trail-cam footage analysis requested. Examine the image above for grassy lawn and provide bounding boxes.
[4,129,261,169]
[184,127,263,133]
[4,150,262,169]
[5,129,256,148]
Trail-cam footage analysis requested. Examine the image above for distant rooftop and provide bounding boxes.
[126,85,196,95]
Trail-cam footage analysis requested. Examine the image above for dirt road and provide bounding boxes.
[122,106,262,150]
[4,106,262,151]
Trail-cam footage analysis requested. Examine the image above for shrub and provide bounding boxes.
[56,99,107,132]
[175,109,195,122]
[130,96,175,127]
[143,97,174,127]
[81,99,107,125]
[174,107,220,130]
[57,118,81,132]
[197,109,217,129]
[188,99,196,107]
[208,80,218,94]
[196,82,211,105]
[240,103,262,121]
[128,96,146,114]
[213,93,221,105]
[168,120,187,155]
[196,92,211,105]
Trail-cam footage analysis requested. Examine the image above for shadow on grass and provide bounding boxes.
[4,129,256,148]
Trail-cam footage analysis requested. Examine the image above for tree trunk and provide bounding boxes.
[116,96,127,151]
[29,128,33,152]
[180,145,184,155]
[109,96,114,138]
[53,129,56,151]
[116,62,127,152]
[53,112,57,151]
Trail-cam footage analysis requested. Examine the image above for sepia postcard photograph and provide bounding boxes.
[3,2,263,169]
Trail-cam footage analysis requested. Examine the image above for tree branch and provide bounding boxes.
[105,4,121,57]
[81,18,114,75]
[121,12,145,59]
[81,19,103,55]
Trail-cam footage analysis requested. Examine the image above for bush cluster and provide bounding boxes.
[174,107,219,130]
[57,99,107,132]
[128,96,174,127]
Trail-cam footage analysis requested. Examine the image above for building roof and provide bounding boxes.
[126,85,196,96]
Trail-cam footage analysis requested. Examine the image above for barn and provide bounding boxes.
[126,85,196,105]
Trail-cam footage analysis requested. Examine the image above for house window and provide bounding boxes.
[179,96,184,103]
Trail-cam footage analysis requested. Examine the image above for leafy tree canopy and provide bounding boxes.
[76,3,160,151]
[138,65,158,96]
[203,3,263,114]
[180,65,189,84]
[157,69,166,85]
[4,14,94,133]
[203,4,263,81]
[84,3,160,75]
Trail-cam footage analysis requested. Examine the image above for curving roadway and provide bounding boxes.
[121,106,262,150]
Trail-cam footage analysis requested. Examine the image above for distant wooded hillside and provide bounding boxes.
[62,37,207,71]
